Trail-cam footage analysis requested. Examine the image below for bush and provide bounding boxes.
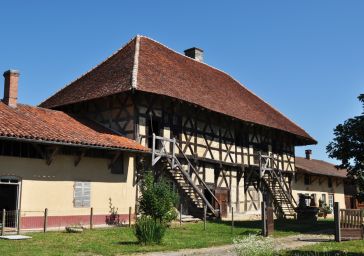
[234,234,276,256]
[138,172,178,223]
[134,215,166,245]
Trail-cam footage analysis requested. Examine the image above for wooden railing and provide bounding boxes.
[259,153,297,217]
[335,202,364,241]
[340,209,363,229]
[151,134,220,217]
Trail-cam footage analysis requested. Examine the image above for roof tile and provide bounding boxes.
[40,36,316,144]
[0,102,147,151]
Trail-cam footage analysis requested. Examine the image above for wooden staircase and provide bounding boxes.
[151,134,221,218]
[259,154,297,219]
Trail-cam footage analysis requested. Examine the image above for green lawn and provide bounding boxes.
[0,220,335,256]
[284,239,364,255]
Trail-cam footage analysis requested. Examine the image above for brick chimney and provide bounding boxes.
[3,70,20,108]
[184,47,204,62]
[305,149,312,160]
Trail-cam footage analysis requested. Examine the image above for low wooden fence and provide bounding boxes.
[0,207,135,235]
[334,202,364,241]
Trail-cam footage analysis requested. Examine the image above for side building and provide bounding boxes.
[0,70,148,229]
[292,150,347,216]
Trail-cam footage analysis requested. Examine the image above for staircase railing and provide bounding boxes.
[151,134,220,217]
[259,153,297,216]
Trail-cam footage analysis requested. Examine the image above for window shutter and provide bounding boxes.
[74,181,91,208]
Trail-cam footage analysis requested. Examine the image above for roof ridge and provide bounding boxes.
[131,35,141,89]
[138,35,314,141]
[38,35,139,107]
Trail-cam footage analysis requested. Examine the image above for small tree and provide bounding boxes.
[138,171,178,223]
[135,171,178,245]
[327,94,364,200]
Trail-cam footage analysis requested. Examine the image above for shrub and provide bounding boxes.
[234,234,276,256]
[138,171,178,223]
[134,215,166,245]
[106,197,120,225]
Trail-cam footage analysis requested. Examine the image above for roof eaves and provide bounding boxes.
[0,135,149,154]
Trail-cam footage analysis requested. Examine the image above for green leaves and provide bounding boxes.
[138,171,178,223]
[327,93,364,193]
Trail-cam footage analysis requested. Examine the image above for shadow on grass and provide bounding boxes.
[216,219,335,235]
[284,250,362,256]
[116,241,139,245]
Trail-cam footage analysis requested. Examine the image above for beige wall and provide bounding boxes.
[0,153,136,216]
[292,172,345,212]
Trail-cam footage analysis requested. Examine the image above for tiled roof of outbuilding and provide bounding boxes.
[295,157,347,178]
[0,102,148,151]
[40,36,316,145]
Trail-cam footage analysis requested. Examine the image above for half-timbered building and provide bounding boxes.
[39,35,316,219]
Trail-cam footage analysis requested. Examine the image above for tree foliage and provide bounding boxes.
[327,94,364,194]
[138,171,178,222]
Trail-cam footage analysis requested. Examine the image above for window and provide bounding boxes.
[328,177,333,188]
[304,174,311,185]
[305,193,310,206]
[74,181,90,208]
[110,155,124,174]
[321,194,327,205]
[311,193,317,206]
[328,193,334,210]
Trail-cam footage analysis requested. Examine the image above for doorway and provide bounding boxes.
[215,188,229,218]
[147,118,162,148]
[0,176,20,228]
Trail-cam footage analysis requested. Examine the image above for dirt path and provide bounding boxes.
[130,234,334,256]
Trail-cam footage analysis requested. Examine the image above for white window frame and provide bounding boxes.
[321,194,326,205]
[328,193,334,210]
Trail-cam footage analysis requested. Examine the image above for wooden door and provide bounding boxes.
[215,188,229,218]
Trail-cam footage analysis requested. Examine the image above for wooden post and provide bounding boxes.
[17,209,21,235]
[203,205,207,231]
[129,207,132,228]
[334,202,341,242]
[231,207,234,234]
[43,208,48,233]
[261,201,267,237]
[1,209,5,236]
[90,207,93,230]
[179,203,182,226]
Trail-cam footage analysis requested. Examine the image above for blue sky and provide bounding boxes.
[0,1,363,162]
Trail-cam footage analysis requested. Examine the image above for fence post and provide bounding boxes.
[129,207,132,228]
[203,205,207,231]
[90,207,93,230]
[231,207,234,234]
[1,209,5,236]
[334,202,341,242]
[43,208,48,233]
[261,201,267,237]
[180,203,182,226]
[17,209,21,235]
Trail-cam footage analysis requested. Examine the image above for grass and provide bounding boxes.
[284,240,364,255]
[0,219,335,256]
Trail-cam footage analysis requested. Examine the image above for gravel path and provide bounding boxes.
[130,234,334,256]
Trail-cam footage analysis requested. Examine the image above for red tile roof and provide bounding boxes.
[295,157,347,178]
[0,102,148,151]
[40,36,316,145]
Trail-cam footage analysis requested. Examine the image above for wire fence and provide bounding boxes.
[0,206,135,235]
